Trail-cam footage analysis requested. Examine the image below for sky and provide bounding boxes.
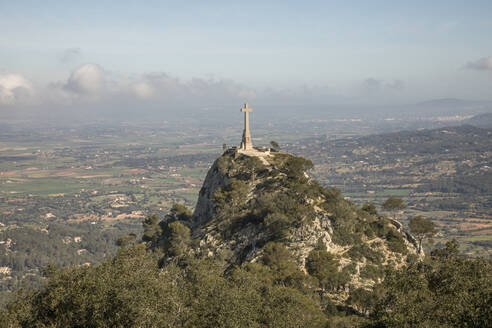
[0,0,491,118]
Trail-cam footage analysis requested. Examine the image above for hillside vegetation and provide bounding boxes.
[2,240,489,328]
[289,125,492,257]
[1,151,491,327]
[184,151,421,292]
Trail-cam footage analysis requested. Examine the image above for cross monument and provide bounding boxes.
[240,103,253,150]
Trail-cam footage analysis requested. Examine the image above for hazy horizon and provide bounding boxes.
[1,1,492,122]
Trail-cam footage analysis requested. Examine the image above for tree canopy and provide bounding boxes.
[142,214,162,243]
[364,240,492,328]
[270,140,280,151]
[382,197,407,212]
[361,203,378,216]
[168,203,192,222]
[409,215,437,253]
[382,197,406,220]
[1,245,328,328]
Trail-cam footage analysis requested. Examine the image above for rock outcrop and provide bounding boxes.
[192,156,229,226]
[188,149,422,294]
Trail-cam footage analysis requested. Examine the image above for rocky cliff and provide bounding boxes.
[188,149,422,293]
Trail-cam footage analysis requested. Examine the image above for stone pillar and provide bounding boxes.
[240,103,253,150]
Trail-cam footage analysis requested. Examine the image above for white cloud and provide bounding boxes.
[466,56,492,71]
[0,63,358,113]
[0,74,33,105]
[64,64,105,95]
[129,73,256,103]
[131,73,182,100]
[133,81,155,99]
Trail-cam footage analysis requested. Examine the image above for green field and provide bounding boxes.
[0,177,92,195]
[461,235,492,242]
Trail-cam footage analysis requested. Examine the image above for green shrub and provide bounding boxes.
[348,287,376,314]
[406,253,419,264]
[264,213,292,241]
[360,264,384,281]
[361,204,378,216]
[142,213,162,243]
[348,244,384,264]
[306,250,342,290]
[216,154,233,175]
[2,246,329,328]
[369,241,492,328]
[342,262,357,275]
[261,242,307,289]
[164,221,191,257]
[168,203,192,221]
[370,219,391,238]
[331,226,362,246]
[364,227,375,239]
[385,230,408,254]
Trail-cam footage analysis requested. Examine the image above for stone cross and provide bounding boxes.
[240,103,253,150]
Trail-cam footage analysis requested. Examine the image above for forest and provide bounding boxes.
[2,233,490,328]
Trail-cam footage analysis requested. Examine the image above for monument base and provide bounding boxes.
[240,141,254,151]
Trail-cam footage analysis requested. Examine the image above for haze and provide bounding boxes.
[1,1,492,122]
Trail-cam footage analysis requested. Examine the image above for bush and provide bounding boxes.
[260,242,308,290]
[361,204,378,216]
[2,247,329,328]
[168,203,192,221]
[348,287,376,315]
[306,250,342,290]
[347,244,384,265]
[264,213,292,241]
[385,230,408,254]
[331,226,362,246]
[370,219,391,238]
[142,214,162,243]
[216,154,233,175]
[270,153,313,180]
[360,264,384,281]
[368,241,492,328]
[164,221,191,257]
[342,263,357,275]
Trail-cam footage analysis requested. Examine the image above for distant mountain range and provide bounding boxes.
[414,98,480,107]
[2,96,491,125]
[463,112,492,128]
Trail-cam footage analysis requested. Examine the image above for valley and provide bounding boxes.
[0,117,491,304]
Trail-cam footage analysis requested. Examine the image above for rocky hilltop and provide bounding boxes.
[4,147,489,328]
[183,148,422,294]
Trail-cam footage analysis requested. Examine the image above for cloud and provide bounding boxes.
[130,73,181,100]
[0,74,33,105]
[133,81,155,99]
[0,63,352,114]
[129,73,256,104]
[59,47,82,63]
[466,56,492,71]
[64,63,105,95]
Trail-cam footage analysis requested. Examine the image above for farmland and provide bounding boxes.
[0,118,491,303]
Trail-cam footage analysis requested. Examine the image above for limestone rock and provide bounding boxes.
[187,149,423,298]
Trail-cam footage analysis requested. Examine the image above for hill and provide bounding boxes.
[403,98,492,117]
[464,113,492,128]
[183,149,421,290]
[1,149,491,328]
